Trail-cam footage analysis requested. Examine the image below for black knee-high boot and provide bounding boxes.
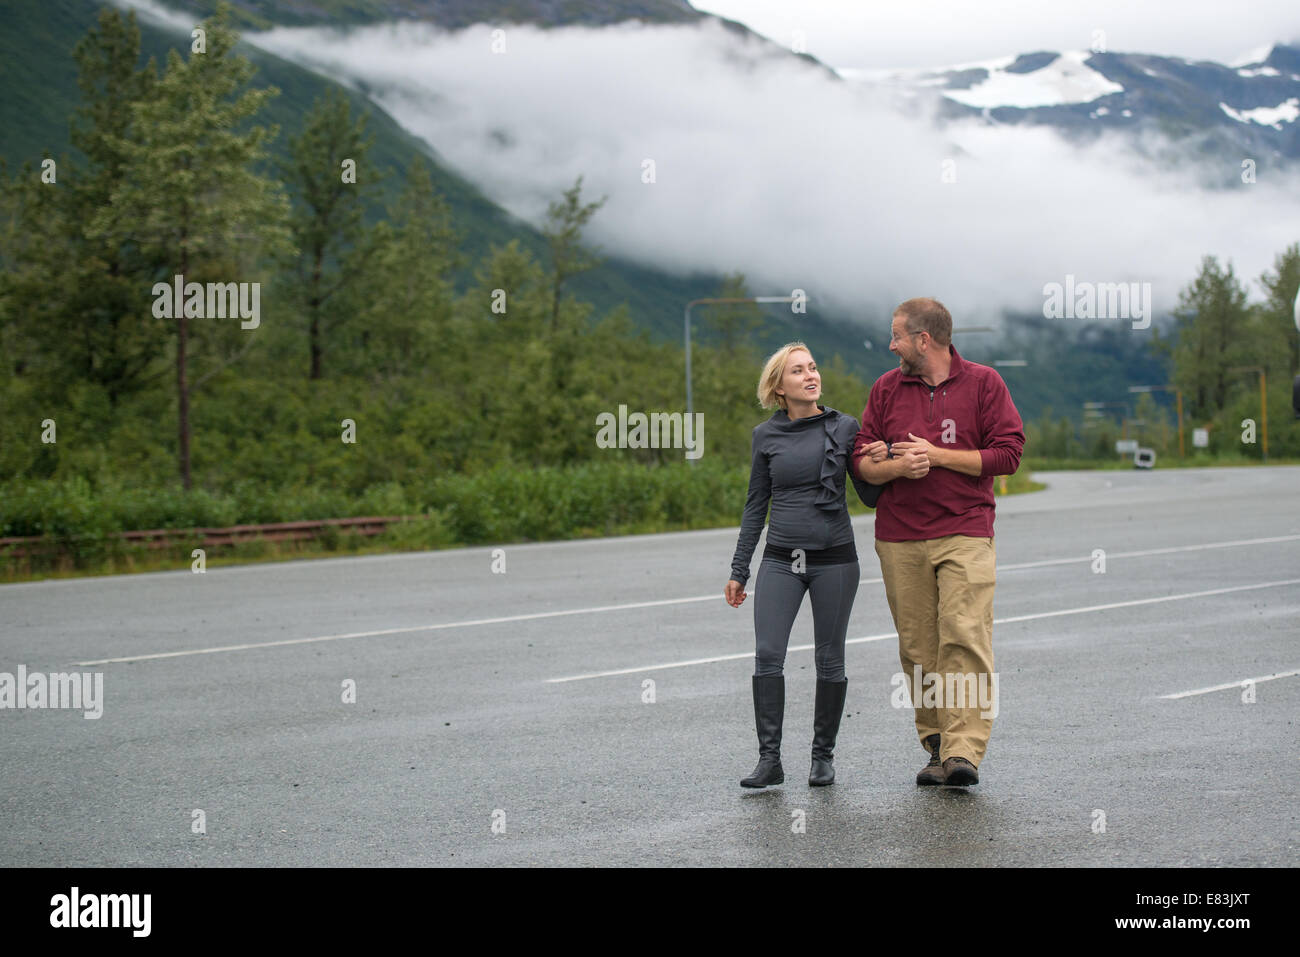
[809,677,848,786]
[740,675,785,788]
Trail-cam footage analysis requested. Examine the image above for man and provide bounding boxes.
[852,298,1024,787]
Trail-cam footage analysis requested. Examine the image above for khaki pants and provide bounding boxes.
[875,535,997,766]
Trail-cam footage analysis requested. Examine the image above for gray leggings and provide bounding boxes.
[753,556,860,680]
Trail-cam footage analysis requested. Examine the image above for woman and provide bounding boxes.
[725,342,886,788]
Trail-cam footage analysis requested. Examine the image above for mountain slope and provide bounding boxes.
[149,0,839,78]
[861,44,1300,168]
[0,0,754,347]
[0,1,539,278]
[167,0,703,30]
[2,0,1214,423]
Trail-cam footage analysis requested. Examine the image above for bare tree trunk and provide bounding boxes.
[177,183,193,491]
[309,244,323,379]
[178,255,191,491]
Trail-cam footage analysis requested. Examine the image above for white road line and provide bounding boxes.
[996,534,1300,572]
[71,595,720,666]
[543,633,901,682]
[1159,669,1300,699]
[545,578,1300,683]
[762,533,1300,579]
[793,532,1300,585]
[994,578,1300,623]
[68,535,1300,667]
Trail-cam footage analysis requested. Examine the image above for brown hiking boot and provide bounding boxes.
[943,756,979,787]
[916,733,944,786]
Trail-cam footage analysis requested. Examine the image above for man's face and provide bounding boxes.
[889,315,923,376]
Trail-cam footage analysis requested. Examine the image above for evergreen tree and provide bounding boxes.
[1,8,165,407]
[85,2,294,489]
[543,174,606,335]
[533,176,607,459]
[1256,242,1300,378]
[343,157,460,379]
[1167,256,1254,419]
[279,88,380,379]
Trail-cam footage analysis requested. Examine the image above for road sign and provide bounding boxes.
[1115,439,1139,454]
[1192,428,1209,448]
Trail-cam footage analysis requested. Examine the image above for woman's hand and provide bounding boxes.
[856,439,889,463]
[725,580,747,607]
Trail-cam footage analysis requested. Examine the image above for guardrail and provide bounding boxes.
[0,515,422,558]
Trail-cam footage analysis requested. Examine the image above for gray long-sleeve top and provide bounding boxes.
[729,405,878,587]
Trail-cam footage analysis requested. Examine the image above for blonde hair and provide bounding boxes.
[757,341,813,411]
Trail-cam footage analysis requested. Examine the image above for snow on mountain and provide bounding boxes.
[939,51,1123,109]
[1220,98,1300,129]
[846,44,1300,166]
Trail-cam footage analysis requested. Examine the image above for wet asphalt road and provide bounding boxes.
[1,466,1298,866]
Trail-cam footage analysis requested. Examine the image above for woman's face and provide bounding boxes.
[778,349,820,405]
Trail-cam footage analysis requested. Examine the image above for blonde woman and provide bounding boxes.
[726,343,886,787]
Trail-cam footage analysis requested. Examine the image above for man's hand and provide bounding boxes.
[891,432,938,458]
[896,447,929,479]
[855,439,888,464]
[856,438,923,482]
[893,432,983,477]
[725,580,747,607]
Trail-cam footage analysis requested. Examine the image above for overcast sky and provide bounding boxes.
[692,0,1300,70]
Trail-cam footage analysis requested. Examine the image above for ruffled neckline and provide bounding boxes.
[769,405,834,429]
[770,407,848,512]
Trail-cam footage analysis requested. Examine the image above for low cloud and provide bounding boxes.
[117,2,1300,326]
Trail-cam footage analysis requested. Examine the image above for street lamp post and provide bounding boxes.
[684,296,796,464]
[1128,385,1185,457]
